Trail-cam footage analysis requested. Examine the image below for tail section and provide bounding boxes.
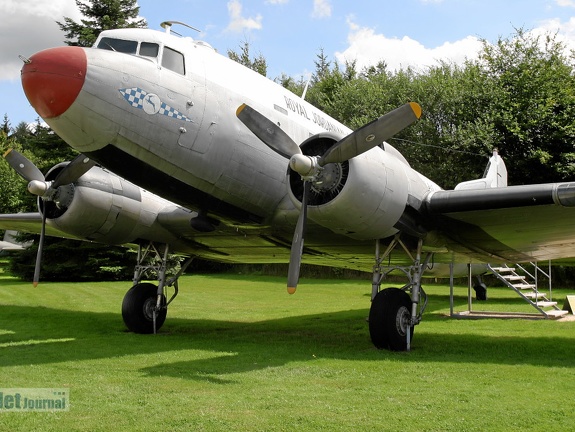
[455,149,507,190]
[0,230,30,252]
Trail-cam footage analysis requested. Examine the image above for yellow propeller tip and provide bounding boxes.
[236,103,247,117]
[287,287,297,295]
[3,148,13,158]
[409,102,422,119]
[33,282,39,287]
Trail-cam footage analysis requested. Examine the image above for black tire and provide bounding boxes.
[369,288,414,351]
[473,283,488,301]
[122,283,167,334]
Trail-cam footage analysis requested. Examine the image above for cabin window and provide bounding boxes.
[139,42,159,58]
[162,47,185,75]
[97,37,138,54]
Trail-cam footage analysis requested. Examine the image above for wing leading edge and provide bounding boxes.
[423,182,575,262]
[0,213,73,239]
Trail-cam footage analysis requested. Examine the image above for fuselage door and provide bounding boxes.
[173,48,207,153]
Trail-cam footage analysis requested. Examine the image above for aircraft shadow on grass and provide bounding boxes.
[0,303,574,382]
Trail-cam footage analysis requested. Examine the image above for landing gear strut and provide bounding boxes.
[369,236,432,351]
[121,242,194,334]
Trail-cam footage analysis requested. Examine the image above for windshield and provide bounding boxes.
[96,38,160,60]
[96,37,185,75]
[97,37,138,54]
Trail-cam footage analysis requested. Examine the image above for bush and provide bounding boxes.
[9,237,135,282]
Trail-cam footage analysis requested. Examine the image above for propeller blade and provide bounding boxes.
[236,103,302,159]
[53,154,95,188]
[3,148,45,183]
[319,102,422,165]
[33,210,47,287]
[287,180,310,294]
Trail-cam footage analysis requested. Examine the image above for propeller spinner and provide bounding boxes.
[236,102,422,293]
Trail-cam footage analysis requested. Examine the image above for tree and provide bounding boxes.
[305,51,347,114]
[381,61,498,188]
[57,0,147,47]
[19,122,78,171]
[1,114,10,135]
[478,29,575,184]
[0,128,33,215]
[274,73,308,97]
[227,40,268,76]
[300,28,575,188]
[312,48,331,84]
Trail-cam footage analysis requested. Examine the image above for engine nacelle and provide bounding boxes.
[42,163,186,244]
[287,134,411,240]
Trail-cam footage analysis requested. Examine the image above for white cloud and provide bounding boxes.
[335,20,482,72]
[0,0,81,81]
[556,0,575,7]
[532,16,575,52]
[312,0,332,19]
[335,15,575,74]
[225,0,263,33]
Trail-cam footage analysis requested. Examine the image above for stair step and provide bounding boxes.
[491,267,515,272]
[523,292,547,299]
[513,283,536,290]
[502,275,525,281]
[534,301,557,308]
[545,310,570,318]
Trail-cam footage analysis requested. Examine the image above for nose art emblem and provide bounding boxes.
[119,87,192,122]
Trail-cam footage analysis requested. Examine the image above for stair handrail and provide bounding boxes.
[528,261,552,301]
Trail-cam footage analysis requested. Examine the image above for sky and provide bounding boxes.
[2,0,575,126]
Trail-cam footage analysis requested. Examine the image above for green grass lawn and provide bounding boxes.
[0,270,574,431]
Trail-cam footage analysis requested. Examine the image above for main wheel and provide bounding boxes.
[369,288,414,351]
[122,283,167,334]
[473,282,488,301]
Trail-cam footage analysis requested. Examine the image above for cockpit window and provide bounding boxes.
[162,47,185,75]
[140,42,159,58]
[96,38,160,60]
[95,37,185,75]
[97,37,138,54]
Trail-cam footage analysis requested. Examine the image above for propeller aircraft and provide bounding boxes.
[2,21,575,351]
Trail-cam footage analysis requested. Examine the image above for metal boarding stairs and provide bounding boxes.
[487,263,569,318]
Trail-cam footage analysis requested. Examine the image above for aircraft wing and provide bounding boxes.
[423,182,575,262]
[0,213,75,239]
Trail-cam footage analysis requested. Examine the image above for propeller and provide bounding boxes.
[3,149,95,286]
[287,180,310,294]
[236,104,302,159]
[237,102,422,293]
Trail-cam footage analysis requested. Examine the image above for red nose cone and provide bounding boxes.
[21,46,87,119]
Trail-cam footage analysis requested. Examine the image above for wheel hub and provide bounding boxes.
[142,297,157,321]
[395,306,411,336]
